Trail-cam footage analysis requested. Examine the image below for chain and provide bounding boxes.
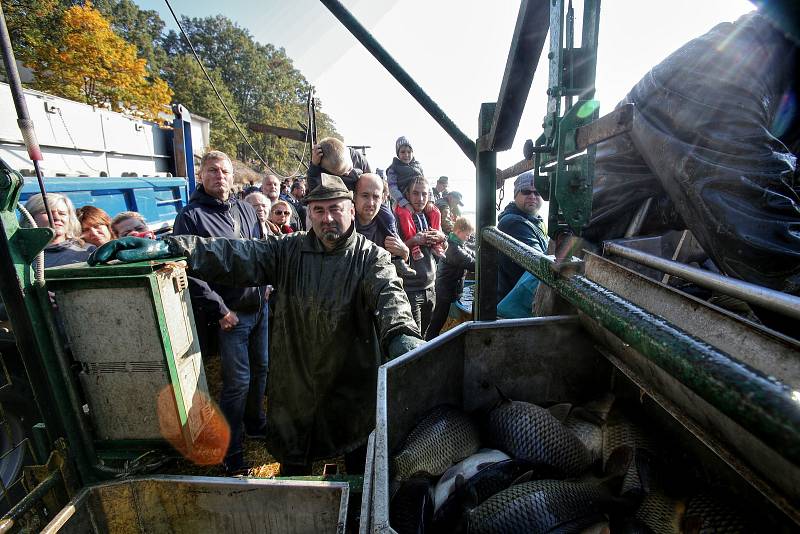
[57,108,103,174]
[496,180,505,211]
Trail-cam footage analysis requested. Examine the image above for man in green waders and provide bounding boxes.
[89,174,424,475]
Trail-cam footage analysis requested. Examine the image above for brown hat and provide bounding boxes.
[302,173,353,205]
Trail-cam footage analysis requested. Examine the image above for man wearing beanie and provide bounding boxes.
[497,171,549,300]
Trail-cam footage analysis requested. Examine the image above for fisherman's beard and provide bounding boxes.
[321,222,343,242]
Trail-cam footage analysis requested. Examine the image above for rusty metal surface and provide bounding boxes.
[497,158,536,183]
[480,0,550,152]
[247,122,307,142]
[42,476,350,533]
[603,241,800,322]
[574,103,633,152]
[584,252,800,388]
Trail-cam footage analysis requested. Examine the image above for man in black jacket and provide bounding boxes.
[497,172,549,301]
[173,151,269,475]
[426,216,475,340]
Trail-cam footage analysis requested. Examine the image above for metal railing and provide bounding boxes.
[320,0,800,499]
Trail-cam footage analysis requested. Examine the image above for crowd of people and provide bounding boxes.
[20,136,485,476]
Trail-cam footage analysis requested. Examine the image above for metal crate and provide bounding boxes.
[41,475,349,533]
[365,316,799,533]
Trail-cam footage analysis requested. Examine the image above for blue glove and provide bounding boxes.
[87,237,172,266]
[388,334,425,359]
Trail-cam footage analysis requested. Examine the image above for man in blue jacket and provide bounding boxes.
[173,150,269,475]
[497,172,549,301]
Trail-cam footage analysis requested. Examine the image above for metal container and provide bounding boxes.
[45,260,212,453]
[367,316,799,532]
[41,475,349,533]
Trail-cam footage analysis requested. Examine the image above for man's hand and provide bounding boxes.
[219,311,239,331]
[384,236,410,261]
[87,237,172,266]
[426,230,447,244]
[388,334,425,359]
[405,232,427,248]
[311,144,323,166]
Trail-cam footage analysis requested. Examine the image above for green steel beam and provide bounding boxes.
[480,0,550,152]
[318,0,477,163]
[475,103,498,321]
[482,226,800,464]
[0,167,98,485]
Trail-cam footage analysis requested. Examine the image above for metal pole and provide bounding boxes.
[483,227,800,465]
[0,4,52,229]
[475,103,498,321]
[0,469,61,533]
[318,0,477,163]
[603,241,800,322]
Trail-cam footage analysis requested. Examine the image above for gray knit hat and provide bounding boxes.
[514,171,535,196]
[395,136,413,156]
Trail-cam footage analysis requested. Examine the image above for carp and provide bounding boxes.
[390,477,435,534]
[486,398,592,478]
[433,449,511,513]
[393,405,481,481]
[464,479,626,534]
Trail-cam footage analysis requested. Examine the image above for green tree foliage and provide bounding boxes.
[3,0,339,175]
[162,15,338,175]
[162,54,239,156]
[23,3,172,121]
[1,0,67,66]
[93,0,166,75]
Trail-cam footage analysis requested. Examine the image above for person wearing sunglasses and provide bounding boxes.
[269,200,294,234]
[497,172,549,301]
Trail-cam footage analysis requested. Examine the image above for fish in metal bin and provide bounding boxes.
[433,457,538,532]
[463,478,630,534]
[486,398,592,478]
[393,405,481,481]
[433,449,511,513]
[390,477,435,534]
[602,410,660,469]
[682,492,748,534]
[563,394,616,465]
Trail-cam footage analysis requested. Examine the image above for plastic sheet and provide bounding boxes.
[585,12,800,295]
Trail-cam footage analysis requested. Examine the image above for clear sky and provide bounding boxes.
[140,0,755,217]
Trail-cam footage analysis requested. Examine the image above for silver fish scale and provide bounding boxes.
[564,415,603,464]
[685,493,747,534]
[489,401,591,477]
[466,480,607,534]
[602,417,659,466]
[393,405,480,481]
[634,490,685,534]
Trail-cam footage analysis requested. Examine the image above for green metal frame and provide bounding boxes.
[0,164,96,486]
[320,0,800,494]
[44,269,192,439]
[483,227,800,463]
